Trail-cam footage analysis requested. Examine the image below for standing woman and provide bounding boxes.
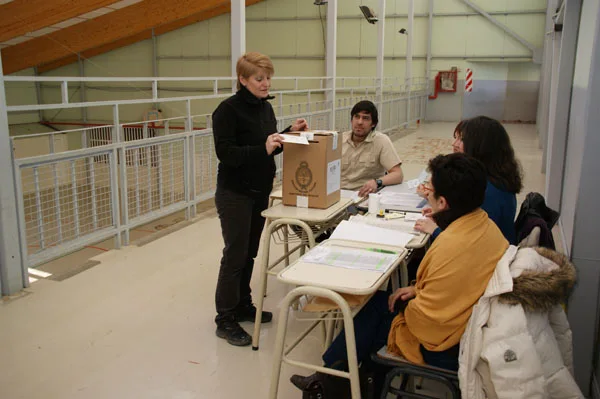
[416,116,523,244]
[212,52,308,347]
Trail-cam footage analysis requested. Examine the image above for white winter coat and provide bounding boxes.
[458,246,583,399]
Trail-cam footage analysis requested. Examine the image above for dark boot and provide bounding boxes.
[215,319,252,346]
[235,304,273,323]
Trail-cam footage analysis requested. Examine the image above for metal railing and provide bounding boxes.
[6,75,428,269]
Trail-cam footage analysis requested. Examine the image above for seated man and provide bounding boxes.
[291,153,509,395]
[341,101,404,198]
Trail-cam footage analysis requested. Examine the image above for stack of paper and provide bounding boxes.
[330,220,414,247]
[349,214,417,233]
[380,192,424,208]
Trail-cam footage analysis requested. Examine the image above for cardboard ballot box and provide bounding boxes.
[282,131,341,209]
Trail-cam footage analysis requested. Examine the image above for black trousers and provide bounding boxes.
[214,186,268,324]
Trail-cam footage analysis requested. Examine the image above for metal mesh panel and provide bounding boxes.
[88,126,113,147]
[124,139,186,221]
[193,132,218,199]
[20,153,114,255]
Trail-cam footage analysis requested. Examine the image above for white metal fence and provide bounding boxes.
[5,75,427,270]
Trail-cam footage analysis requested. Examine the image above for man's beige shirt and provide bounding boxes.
[340,130,402,190]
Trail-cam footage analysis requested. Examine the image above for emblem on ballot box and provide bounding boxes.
[292,161,316,193]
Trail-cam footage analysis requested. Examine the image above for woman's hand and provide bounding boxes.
[421,207,433,217]
[388,286,416,312]
[291,118,308,132]
[265,133,284,155]
[414,217,438,234]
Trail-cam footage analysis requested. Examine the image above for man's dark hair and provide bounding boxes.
[428,153,487,229]
[350,100,378,128]
[461,115,523,193]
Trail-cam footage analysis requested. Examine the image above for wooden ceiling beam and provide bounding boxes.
[0,0,122,43]
[1,0,229,74]
[35,0,264,74]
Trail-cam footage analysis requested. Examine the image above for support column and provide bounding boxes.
[152,29,159,108]
[406,0,414,126]
[376,0,386,119]
[545,0,581,210]
[426,0,434,93]
[0,52,26,295]
[231,0,246,93]
[326,0,337,130]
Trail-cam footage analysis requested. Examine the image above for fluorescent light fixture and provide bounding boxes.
[359,5,378,24]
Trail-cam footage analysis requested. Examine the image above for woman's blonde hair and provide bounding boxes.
[236,52,274,90]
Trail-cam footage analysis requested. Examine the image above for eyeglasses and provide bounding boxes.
[421,181,433,193]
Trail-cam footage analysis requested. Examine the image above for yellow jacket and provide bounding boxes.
[387,209,508,363]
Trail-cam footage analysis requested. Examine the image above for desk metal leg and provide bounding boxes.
[253,219,315,350]
[252,220,275,350]
[283,226,290,266]
[269,286,361,399]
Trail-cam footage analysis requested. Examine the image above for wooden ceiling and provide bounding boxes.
[0,0,263,75]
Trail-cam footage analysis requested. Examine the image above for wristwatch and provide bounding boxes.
[376,179,383,189]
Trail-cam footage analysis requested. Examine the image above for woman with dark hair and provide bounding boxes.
[415,116,523,244]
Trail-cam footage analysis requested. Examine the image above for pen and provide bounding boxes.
[367,248,397,254]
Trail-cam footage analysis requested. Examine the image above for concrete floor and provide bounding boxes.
[0,122,545,399]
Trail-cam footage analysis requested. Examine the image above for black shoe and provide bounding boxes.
[235,304,273,323]
[215,320,252,346]
[290,373,322,391]
[291,372,351,398]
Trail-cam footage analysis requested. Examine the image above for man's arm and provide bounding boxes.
[356,164,404,197]
[381,164,403,186]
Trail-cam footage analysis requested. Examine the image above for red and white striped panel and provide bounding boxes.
[465,68,473,92]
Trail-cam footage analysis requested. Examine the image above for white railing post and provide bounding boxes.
[376,0,386,124]
[112,104,120,143]
[406,0,414,127]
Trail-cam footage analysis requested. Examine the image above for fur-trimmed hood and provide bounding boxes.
[498,247,576,312]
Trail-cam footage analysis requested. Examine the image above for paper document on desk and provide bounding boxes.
[349,214,417,234]
[281,134,309,145]
[406,179,420,190]
[330,220,414,247]
[340,189,361,203]
[302,245,398,273]
[380,192,424,208]
[404,212,427,222]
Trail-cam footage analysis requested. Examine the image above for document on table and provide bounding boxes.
[406,178,421,189]
[281,134,309,145]
[404,212,427,222]
[380,192,425,208]
[330,220,414,247]
[340,189,361,203]
[301,245,399,273]
[349,214,417,234]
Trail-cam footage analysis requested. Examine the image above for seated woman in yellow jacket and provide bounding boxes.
[291,153,509,394]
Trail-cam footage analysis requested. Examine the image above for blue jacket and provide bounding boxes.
[432,181,517,244]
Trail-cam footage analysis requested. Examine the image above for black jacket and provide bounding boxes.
[515,192,560,249]
[212,86,285,197]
